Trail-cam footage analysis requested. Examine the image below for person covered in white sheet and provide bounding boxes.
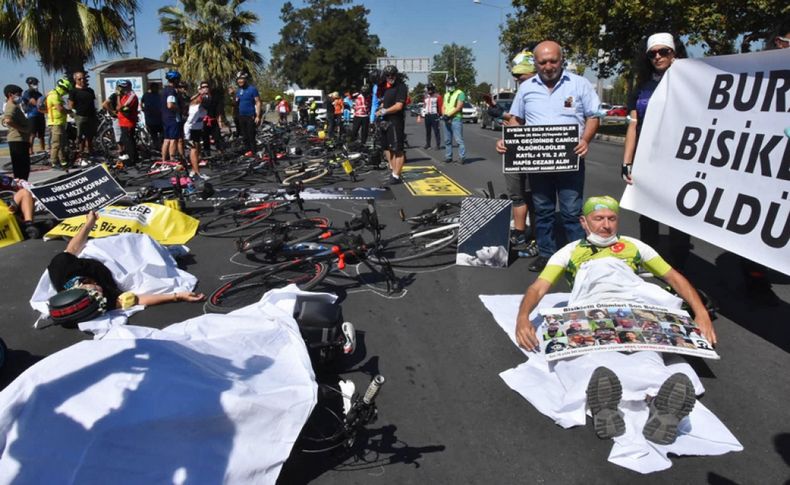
[514,195,717,444]
[47,211,205,313]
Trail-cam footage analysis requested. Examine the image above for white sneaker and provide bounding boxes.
[189,170,196,178]
[197,172,210,181]
[118,154,130,161]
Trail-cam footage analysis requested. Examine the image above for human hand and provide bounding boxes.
[495,138,507,154]
[574,139,589,157]
[177,291,205,302]
[254,116,261,126]
[515,314,540,351]
[621,164,633,185]
[695,312,717,347]
[86,210,98,228]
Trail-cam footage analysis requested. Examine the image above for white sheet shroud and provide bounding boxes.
[0,285,323,484]
[29,234,198,335]
[481,258,742,473]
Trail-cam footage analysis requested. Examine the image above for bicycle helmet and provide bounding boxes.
[426,82,436,91]
[117,79,132,90]
[367,68,381,85]
[56,77,73,92]
[236,70,250,80]
[275,95,282,101]
[165,70,181,82]
[25,76,39,85]
[382,65,398,78]
[511,49,536,75]
[445,76,457,88]
[48,288,107,328]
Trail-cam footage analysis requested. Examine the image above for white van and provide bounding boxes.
[292,89,327,122]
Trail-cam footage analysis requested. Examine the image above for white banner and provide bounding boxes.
[621,50,790,275]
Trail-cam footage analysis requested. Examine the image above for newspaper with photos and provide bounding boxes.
[538,302,719,362]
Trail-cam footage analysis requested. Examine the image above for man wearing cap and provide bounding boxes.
[497,40,601,272]
[513,195,716,445]
[515,195,715,351]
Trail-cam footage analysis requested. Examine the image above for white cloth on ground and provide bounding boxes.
[0,285,320,484]
[480,259,741,474]
[29,234,198,335]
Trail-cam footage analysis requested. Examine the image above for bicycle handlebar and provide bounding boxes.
[362,375,385,405]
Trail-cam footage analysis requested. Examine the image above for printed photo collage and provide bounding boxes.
[541,305,715,356]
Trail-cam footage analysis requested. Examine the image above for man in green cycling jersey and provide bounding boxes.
[515,195,715,350]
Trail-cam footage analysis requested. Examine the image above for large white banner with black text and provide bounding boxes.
[621,50,789,275]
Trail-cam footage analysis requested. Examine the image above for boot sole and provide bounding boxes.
[586,367,625,439]
[643,373,696,445]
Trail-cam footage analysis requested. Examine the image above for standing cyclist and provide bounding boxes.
[21,77,46,154]
[233,71,261,156]
[46,78,73,170]
[161,70,183,163]
[375,65,408,185]
[441,76,466,164]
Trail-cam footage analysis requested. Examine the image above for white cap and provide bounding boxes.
[646,33,675,53]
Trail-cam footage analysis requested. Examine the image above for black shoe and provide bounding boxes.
[643,373,696,445]
[435,146,442,150]
[386,175,402,185]
[528,256,549,272]
[23,223,40,239]
[422,145,430,149]
[586,367,625,439]
[443,158,453,164]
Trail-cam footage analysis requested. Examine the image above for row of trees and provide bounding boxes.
[501,1,789,94]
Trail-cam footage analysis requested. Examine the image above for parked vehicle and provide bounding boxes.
[606,105,628,117]
[293,89,327,122]
[461,102,479,123]
[480,99,512,130]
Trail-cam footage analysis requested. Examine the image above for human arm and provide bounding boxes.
[662,268,717,346]
[134,291,205,307]
[515,278,554,350]
[65,210,98,255]
[621,109,638,184]
[574,116,599,158]
[254,96,262,124]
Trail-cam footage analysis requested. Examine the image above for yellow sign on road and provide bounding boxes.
[401,166,470,197]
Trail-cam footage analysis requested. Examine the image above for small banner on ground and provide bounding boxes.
[621,50,790,275]
[502,124,579,173]
[29,165,126,220]
[402,166,470,196]
[538,302,719,362]
[456,197,511,268]
[45,203,199,245]
[0,200,24,249]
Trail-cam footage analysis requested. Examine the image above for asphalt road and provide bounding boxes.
[1,116,788,484]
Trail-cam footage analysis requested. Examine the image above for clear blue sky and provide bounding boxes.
[0,0,518,95]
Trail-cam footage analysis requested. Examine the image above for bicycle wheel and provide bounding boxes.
[199,207,274,237]
[237,217,330,254]
[369,225,458,264]
[281,165,329,185]
[205,167,249,187]
[206,260,329,313]
[123,165,179,187]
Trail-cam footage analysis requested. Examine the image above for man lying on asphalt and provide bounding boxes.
[514,195,716,445]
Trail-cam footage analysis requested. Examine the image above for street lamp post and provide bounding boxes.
[473,0,505,96]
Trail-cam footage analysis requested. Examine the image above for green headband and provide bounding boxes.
[582,196,620,215]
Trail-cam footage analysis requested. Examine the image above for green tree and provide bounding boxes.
[428,43,477,94]
[410,82,426,102]
[159,0,262,88]
[0,0,138,73]
[468,81,492,103]
[502,0,789,82]
[270,0,383,92]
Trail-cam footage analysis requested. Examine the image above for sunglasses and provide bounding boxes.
[648,47,673,58]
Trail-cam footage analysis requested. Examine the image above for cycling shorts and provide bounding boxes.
[164,121,183,140]
[381,117,405,153]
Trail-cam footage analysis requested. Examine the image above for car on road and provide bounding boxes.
[409,102,423,117]
[480,99,512,130]
[461,101,479,123]
[606,105,628,117]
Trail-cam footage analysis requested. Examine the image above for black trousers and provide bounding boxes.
[424,114,440,147]
[146,123,163,148]
[202,121,224,153]
[119,126,138,165]
[238,115,256,153]
[8,141,31,180]
[351,116,370,145]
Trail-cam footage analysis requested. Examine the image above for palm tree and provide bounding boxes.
[159,0,262,88]
[0,0,138,73]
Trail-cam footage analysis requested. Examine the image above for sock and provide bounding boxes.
[391,172,399,179]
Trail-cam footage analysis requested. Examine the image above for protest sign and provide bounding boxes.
[538,302,719,362]
[621,50,789,275]
[29,166,126,220]
[456,197,511,268]
[502,124,579,173]
[45,203,199,245]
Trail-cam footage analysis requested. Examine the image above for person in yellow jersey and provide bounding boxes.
[46,78,74,169]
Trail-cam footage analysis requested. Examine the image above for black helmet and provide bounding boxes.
[25,76,39,85]
[117,79,132,89]
[445,76,457,87]
[48,288,106,328]
[367,69,381,85]
[236,70,250,80]
[426,82,436,91]
[383,65,398,77]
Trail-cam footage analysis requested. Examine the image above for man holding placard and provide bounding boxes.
[496,41,600,272]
